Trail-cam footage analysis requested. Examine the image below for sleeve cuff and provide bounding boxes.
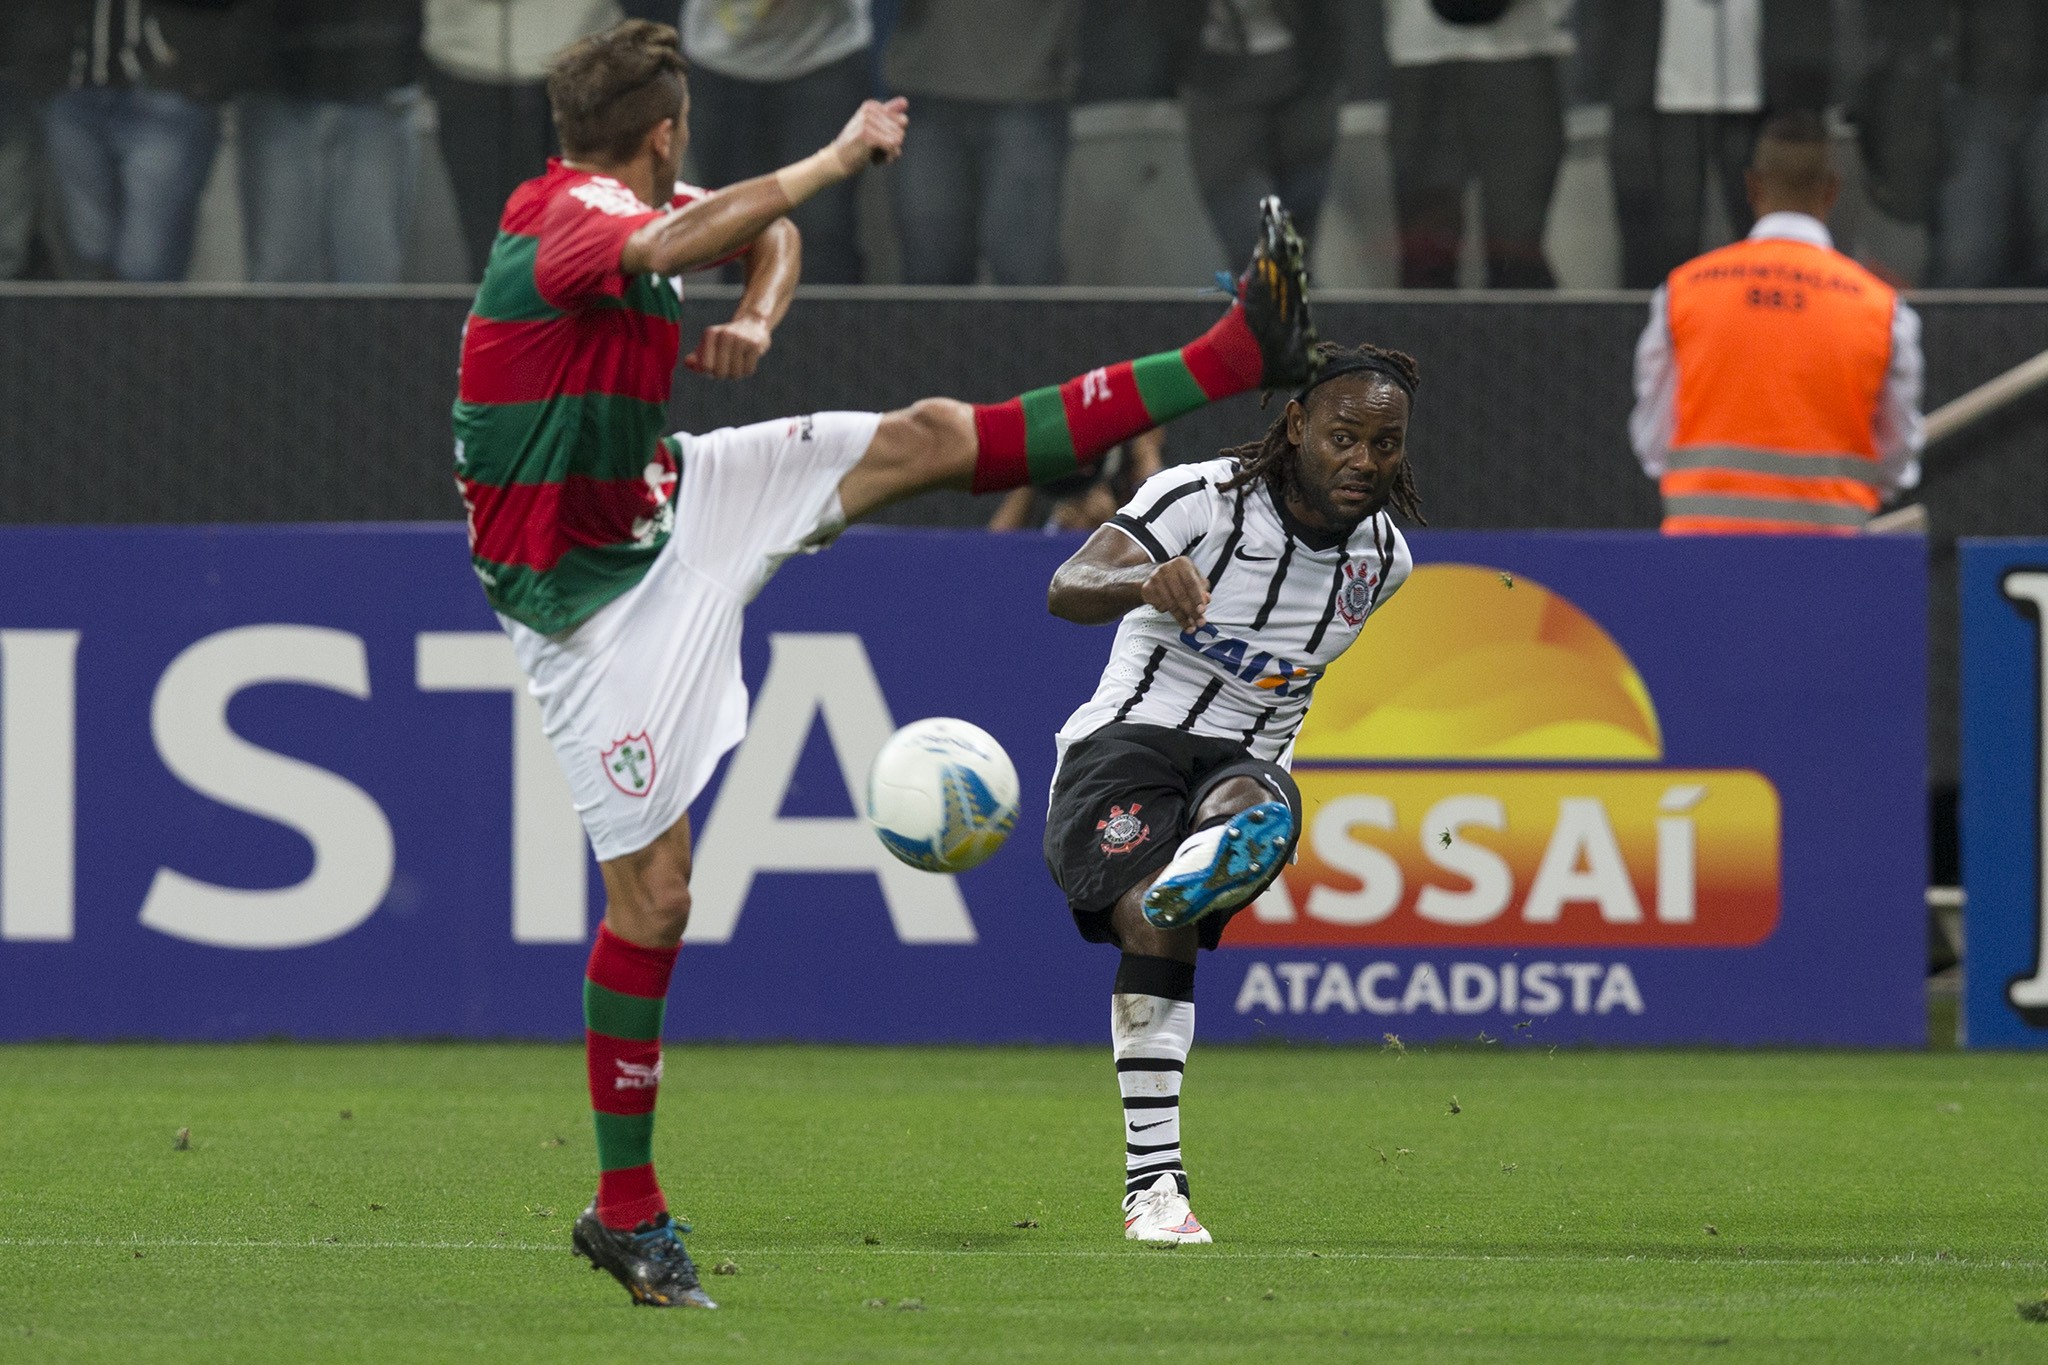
[1107,513,1169,563]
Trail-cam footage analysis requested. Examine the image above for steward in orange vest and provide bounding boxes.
[1630,111,1924,534]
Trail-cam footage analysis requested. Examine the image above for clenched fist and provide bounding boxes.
[831,96,909,174]
[683,317,771,379]
[1143,557,1210,631]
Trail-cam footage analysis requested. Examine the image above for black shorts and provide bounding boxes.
[1043,722,1302,951]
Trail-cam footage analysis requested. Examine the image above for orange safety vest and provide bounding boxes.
[1660,234,1898,534]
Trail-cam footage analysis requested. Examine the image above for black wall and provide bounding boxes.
[3,285,2045,792]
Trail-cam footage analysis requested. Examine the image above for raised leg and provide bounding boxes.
[833,203,1317,522]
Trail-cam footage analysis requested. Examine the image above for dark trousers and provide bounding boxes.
[1183,84,1339,267]
[1609,110,1758,288]
[686,51,868,283]
[1603,0,1761,289]
[1930,86,2048,287]
[0,80,35,279]
[427,67,556,281]
[891,96,1069,284]
[1388,57,1562,289]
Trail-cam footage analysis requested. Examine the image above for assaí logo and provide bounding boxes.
[1230,565,1781,1019]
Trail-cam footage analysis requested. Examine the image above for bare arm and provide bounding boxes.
[682,216,799,380]
[1049,525,1210,630]
[620,96,907,278]
[987,487,1037,531]
[1127,427,1166,484]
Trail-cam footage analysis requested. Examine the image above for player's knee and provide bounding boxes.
[642,881,691,942]
[608,869,691,946]
[1193,775,1274,828]
[880,398,976,475]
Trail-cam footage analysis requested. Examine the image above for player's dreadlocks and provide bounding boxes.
[1219,342,1425,525]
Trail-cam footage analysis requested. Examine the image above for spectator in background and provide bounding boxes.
[1174,0,1346,269]
[884,0,1079,285]
[1384,0,1572,289]
[1630,113,1923,535]
[239,1,423,283]
[25,0,267,283]
[0,72,36,280]
[682,0,873,283]
[423,0,621,280]
[1922,1,2048,287]
[988,428,1165,533]
[1608,0,1834,288]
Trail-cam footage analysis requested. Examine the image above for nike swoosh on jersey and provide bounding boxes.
[1233,546,1277,561]
[1128,1118,1172,1132]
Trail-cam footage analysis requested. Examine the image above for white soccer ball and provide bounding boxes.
[866,718,1021,874]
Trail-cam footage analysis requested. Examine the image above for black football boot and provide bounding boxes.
[1234,194,1320,392]
[571,1207,717,1308]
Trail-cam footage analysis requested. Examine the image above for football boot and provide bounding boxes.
[571,1207,717,1308]
[1124,1173,1213,1245]
[1233,195,1320,391]
[1142,801,1294,930]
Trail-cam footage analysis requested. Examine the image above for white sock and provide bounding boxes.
[1112,989,1195,1209]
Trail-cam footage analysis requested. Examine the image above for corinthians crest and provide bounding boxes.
[1097,802,1150,856]
[601,733,656,798]
[1336,560,1380,626]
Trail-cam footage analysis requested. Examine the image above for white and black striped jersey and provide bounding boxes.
[1056,457,1413,766]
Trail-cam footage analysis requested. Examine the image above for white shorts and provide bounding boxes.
[502,411,881,861]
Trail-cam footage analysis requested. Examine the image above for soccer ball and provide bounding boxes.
[866,718,1021,873]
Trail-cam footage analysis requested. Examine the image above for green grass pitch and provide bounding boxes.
[2,1041,2044,1362]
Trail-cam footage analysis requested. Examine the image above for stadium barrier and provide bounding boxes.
[1960,538,2048,1048]
[0,525,1925,1045]
[2,285,2041,795]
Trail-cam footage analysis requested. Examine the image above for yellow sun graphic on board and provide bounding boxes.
[1295,564,1662,762]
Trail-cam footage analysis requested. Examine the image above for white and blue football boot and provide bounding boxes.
[1141,801,1294,930]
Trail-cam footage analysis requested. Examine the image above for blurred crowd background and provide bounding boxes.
[0,0,2037,292]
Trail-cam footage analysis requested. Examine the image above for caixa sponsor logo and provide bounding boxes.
[1232,959,1645,1017]
[1176,624,1319,696]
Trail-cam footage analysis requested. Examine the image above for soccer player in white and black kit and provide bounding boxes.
[1045,343,1424,1243]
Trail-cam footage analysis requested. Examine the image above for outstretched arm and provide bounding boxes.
[683,216,799,380]
[620,96,907,278]
[1049,526,1210,630]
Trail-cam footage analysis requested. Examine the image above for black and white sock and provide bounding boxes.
[1112,952,1197,1210]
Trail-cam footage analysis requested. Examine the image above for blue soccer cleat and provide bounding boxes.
[1141,801,1294,930]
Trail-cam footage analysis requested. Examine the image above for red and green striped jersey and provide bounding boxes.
[454,161,707,635]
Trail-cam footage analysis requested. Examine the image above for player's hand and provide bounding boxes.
[684,316,772,380]
[830,97,908,174]
[1142,557,1210,631]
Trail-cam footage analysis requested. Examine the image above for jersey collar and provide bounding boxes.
[1747,211,1833,250]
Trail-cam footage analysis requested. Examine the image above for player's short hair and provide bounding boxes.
[1750,109,1834,199]
[1220,342,1426,525]
[547,20,688,165]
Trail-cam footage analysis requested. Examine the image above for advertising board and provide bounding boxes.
[0,527,1925,1044]
[1960,539,2048,1048]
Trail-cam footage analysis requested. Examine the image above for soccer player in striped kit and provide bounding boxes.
[1044,343,1425,1243]
[454,21,1320,1307]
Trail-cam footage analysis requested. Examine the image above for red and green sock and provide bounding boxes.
[969,301,1267,493]
[584,924,679,1230]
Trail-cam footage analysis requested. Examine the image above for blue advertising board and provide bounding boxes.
[0,527,1924,1045]
[1960,539,2048,1048]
